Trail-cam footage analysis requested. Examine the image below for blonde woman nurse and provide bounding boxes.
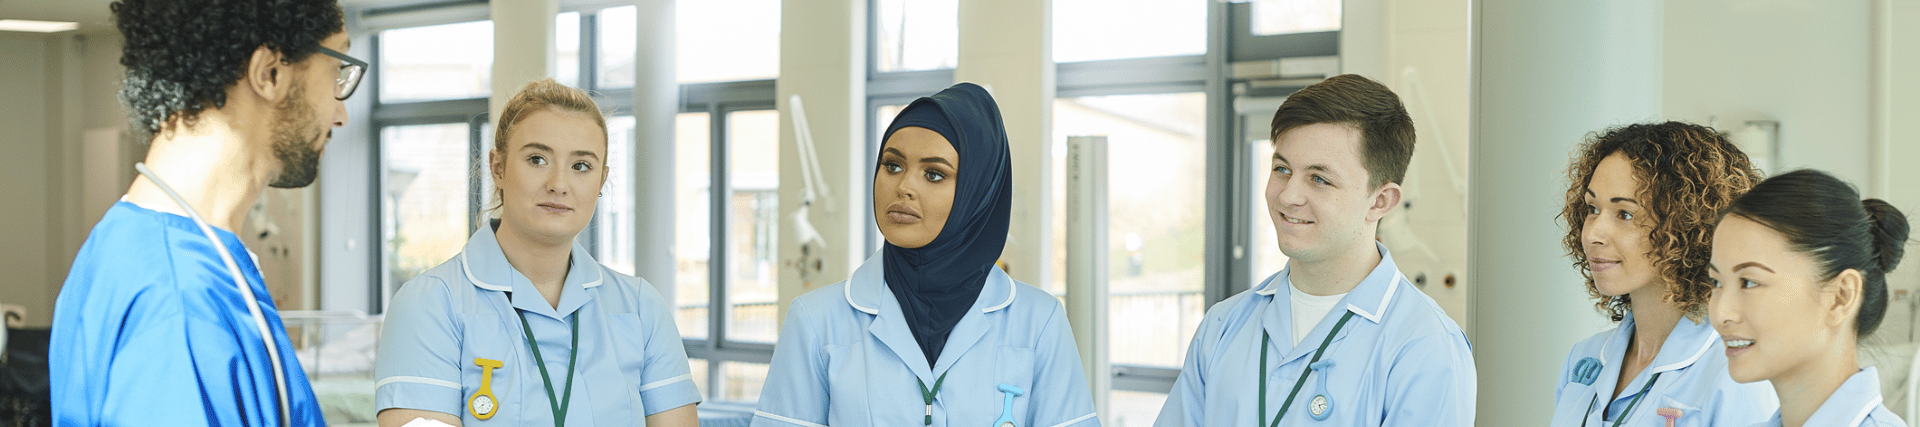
[375,79,700,427]
[1709,169,1909,427]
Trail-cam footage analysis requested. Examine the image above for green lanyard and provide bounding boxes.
[917,371,950,425]
[1259,311,1355,427]
[517,310,581,427]
[1581,372,1662,427]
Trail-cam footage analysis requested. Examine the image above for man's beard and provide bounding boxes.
[268,84,325,189]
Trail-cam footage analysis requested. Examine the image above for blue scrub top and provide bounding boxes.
[1749,367,1904,427]
[1154,243,1476,426]
[375,223,701,426]
[751,253,1100,427]
[1549,312,1776,427]
[51,201,327,426]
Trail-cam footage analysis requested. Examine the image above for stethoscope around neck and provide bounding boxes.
[134,163,292,427]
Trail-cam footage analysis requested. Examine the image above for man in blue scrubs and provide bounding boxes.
[1154,74,1475,426]
[49,0,359,425]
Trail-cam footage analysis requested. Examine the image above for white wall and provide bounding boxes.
[0,31,131,327]
[0,33,56,326]
[1470,2,1666,426]
[1877,0,1920,351]
[773,0,869,322]
[1374,0,1474,334]
[1663,0,1872,183]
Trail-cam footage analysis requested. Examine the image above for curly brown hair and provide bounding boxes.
[1560,122,1761,321]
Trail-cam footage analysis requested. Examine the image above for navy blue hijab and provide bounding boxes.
[878,82,1012,368]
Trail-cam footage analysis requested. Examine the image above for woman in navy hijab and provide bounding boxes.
[752,83,1100,427]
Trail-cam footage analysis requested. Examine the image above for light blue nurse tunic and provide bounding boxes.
[1549,313,1776,427]
[1154,243,1476,426]
[375,222,701,426]
[1747,367,1904,427]
[751,253,1100,427]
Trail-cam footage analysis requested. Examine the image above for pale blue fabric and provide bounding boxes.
[375,223,700,426]
[751,253,1099,427]
[1549,312,1776,427]
[1154,243,1475,426]
[1747,367,1904,427]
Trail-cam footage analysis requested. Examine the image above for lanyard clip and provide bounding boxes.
[994,384,1025,427]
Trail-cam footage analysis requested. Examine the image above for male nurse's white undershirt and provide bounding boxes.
[1288,282,1348,346]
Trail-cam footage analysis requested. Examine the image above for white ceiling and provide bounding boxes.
[0,0,120,32]
[0,0,409,34]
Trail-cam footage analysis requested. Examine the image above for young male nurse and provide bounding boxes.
[1154,74,1475,426]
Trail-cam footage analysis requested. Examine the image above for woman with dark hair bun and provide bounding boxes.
[1708,169,1910,427]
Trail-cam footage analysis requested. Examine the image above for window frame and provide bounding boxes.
[358,3,782,401]
[840,0,1333,398]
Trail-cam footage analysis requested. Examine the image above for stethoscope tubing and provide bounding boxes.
[134,162,291,427]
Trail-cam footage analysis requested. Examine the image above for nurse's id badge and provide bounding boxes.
[470,358,503,420]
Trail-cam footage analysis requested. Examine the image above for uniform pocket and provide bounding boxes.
[1655,396,1702,427]
[991,348,1037,426]
[460,313,521,425]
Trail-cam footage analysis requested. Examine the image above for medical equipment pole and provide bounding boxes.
[1065,135,1110,420]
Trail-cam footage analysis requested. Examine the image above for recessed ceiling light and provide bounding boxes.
[0,20,79,33]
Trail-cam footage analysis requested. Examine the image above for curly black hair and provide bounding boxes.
[112,0,344,139]
[1560,122,1761,322]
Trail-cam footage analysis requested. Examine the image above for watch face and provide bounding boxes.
[999,422,1015,427]
[1310,395,1328,416]
[473,395,495,414]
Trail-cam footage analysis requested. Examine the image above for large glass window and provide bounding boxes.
[366,2,782,405]
[726,110,781,344]
[1053,92,1209,370]
[556,12,582,88]
[873,0,957,72]
[595,6,637,88]
[1053,0,1206,63]
[597,116,638,276]
[718,361,771,401]
[1250,0,1342,36]
[1248,137,1291,286]
[378,21,493,103]
[380,123,476,292]
[680,1,780,83]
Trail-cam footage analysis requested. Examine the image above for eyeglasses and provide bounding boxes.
[315,46,368,101]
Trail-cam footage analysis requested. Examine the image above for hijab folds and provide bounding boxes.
[877,82,1013,368]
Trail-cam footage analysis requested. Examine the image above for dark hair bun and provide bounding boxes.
[1862,198,1910,273]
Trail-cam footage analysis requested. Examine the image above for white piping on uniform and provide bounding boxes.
[754,411,829,427]
[375,375,461,390]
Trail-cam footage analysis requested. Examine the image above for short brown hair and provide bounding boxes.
[1560,122,1760,321]
[1268,74,1415,189]
[487,78,608,214]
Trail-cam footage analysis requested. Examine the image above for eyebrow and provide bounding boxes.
[883,147,953,167]
[518,143,602,160]
[1272,153,1337,175]
[1732,261,1774,273]
[1582,189,1642,205]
